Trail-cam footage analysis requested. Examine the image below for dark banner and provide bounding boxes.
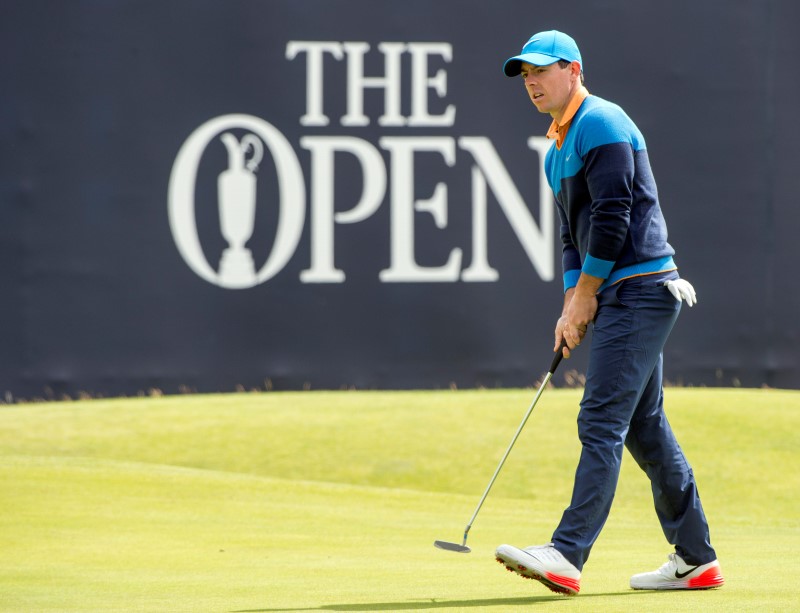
[1,0,797,399]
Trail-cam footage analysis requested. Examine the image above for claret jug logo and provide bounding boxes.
[169,115,305,289]
[168,41,554,289]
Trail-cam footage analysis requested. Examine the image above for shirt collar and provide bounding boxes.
[546,85,589,149]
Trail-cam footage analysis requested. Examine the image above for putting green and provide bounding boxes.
[0,388,797,611]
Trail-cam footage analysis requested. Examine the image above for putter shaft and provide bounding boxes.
[460,369,555,541]
[436,346,564,553]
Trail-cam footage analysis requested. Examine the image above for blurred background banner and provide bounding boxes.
[1,0,797,398]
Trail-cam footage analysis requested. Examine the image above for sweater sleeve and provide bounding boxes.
[576,109,639,279]
[556,198,582,291]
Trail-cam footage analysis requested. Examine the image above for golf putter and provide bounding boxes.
[434,342,566,553]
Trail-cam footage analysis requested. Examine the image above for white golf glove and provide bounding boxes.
[664,279,697,307]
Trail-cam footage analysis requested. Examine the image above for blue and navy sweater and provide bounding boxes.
[545,95,676,292]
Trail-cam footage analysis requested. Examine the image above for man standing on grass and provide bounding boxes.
[493,30,724,595]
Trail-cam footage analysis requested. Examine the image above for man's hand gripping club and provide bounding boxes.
[555,273,602,359]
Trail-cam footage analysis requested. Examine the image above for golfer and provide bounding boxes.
[494,30,724,595]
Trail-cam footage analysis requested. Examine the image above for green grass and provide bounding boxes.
[1,388,798,612]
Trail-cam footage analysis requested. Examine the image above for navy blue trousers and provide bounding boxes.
[551,272,716,571]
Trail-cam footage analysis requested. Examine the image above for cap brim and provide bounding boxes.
[503,53,560,77]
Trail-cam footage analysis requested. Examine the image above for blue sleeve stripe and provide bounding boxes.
[582,254,615,279]
[563,269,581,292]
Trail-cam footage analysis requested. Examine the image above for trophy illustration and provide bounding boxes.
[218,132,263,286]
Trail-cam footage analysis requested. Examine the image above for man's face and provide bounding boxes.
[520,61,578,120]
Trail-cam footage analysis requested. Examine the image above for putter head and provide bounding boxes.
[434,540,471,553]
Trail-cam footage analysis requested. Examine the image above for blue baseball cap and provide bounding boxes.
[503,30,582,77]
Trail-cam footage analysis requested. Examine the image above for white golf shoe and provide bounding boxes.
[630,553,724,590]
[495,543,581,595]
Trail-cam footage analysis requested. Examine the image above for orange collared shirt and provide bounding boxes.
[546,86,590,150]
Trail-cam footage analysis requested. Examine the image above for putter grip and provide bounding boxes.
[549,341,567,374]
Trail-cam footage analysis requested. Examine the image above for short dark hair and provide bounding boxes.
[558,59,585,84]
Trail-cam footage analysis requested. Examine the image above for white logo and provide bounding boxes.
[217,132,263,284]
[168,114,306,289]
[168,41,556,290]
